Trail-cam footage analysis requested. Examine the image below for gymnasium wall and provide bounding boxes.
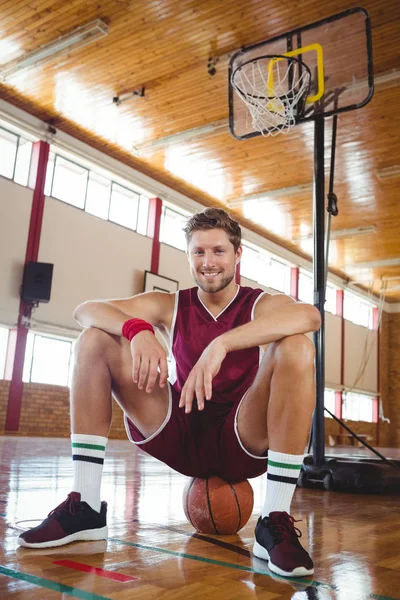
[0,175,396,446]
[0,178,33,326]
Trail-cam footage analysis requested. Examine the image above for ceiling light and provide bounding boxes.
[0,20,108,80]
[348,257,400,269]
[133,119,228,155]
[376,165,400,181]
[294,225,377,242]
[228,183,313,208]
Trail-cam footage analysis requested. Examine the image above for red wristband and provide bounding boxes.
[122,318,155,341]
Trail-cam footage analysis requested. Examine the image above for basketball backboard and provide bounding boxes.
[229,8,373,139]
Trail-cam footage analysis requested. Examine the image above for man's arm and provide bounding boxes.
[179,294,320,413]
[73,292,176,393]
[216,294,321,352]
[73,292,175,335]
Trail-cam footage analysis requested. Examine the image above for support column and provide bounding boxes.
[336,289,345,428]
[290,266,299,300]
[147,197,162,274]
[5,140,50,431]
[235,261,241,285]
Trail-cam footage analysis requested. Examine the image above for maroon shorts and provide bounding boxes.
[124,384,268,482]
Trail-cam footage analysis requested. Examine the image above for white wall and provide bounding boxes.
[325,313,342,388]
[35,196,153,330]
[344,321,378,393]
[159,243,194,290]
[0,177,32,326]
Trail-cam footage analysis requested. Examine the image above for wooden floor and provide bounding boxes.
[0,437,399,600]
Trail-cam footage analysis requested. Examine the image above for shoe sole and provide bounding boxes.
[253,540,314,578]
[17,526,108,549]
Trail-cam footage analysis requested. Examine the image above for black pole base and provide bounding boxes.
[298,454,400,494]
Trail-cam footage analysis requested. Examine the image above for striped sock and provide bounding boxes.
[71,433,108,513]
[262,450,304,518]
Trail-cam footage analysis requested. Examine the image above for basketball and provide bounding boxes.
[182,476,254,535]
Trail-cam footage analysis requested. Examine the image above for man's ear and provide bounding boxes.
[235,245,242,265]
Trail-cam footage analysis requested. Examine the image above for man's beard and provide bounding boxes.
[194,271,235,293]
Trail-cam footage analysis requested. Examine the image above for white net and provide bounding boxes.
[231,56,311,136]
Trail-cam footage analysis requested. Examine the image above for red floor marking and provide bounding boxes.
[53,559,138,582]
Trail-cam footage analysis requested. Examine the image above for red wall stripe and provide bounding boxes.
[53,560,138,582]
[290,267,299,300]
[5,140,49,431]
[147,197,162,274]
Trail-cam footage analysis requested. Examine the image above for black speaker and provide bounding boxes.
[21,261,54,303]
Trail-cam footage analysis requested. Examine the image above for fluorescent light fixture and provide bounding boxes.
[0,20,108,80]
[133,119,228,155]
[376,165,400,181]
[228,183,313,208]
[294,225,377,242]
[348,257,400,269]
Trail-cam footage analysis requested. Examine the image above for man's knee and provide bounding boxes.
[75,327,117,360]
[275,334,315,371]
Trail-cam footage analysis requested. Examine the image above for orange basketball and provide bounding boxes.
[183,476,254,535]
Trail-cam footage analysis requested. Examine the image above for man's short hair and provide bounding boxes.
[183,208,242,252]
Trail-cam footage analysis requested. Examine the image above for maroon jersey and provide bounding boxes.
[169,285,266,411]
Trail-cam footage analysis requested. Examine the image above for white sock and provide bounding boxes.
[262,450,304,518]
[71,433,108,513]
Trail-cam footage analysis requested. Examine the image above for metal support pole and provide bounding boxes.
[312,116,326,466]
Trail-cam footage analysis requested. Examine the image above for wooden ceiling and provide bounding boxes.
[1,0,400,300]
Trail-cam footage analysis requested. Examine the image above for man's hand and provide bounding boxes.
[130,331,169,393]
[179,339,228,414]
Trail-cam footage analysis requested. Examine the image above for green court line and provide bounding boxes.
[0,566,111,600]
[107,537,399,600]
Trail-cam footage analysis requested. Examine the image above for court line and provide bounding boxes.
[0,565,111,600]
[53,559,139,582]
[107,537,399,600]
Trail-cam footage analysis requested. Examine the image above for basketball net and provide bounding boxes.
[231,56,311,137]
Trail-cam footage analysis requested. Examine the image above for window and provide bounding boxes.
[161,205,191,251]
[52,156,88,209]
[298,271,337,313]
[0,125,33,186]
[0,327,10,379]
[298,270,313,304]
[14,137,33,186]
[344,291,374,329]
[85,172,111,220]
[324,389,336,418]
[23,332,74,386]
[0,127,18,179]
[325,283,337,314]
[43,150,149,234]
[241,242,290,293]
[109,183,139,230]
[342,391,374,422]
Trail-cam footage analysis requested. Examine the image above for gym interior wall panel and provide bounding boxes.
[35,197,152,331]
[325,312,342,388]
[240,277,277,295]
[0,178,32,326]
[344,320,378,393]
[158,243,194,290]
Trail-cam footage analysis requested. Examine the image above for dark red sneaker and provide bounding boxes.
[253,511,314,577]
[17,492,108,549]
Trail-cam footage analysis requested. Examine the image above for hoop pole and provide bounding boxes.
[312,115,326,466]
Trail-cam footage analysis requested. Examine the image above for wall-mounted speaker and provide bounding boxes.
[21,262,54,303]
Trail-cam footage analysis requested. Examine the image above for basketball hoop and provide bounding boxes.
[231,55,312,137]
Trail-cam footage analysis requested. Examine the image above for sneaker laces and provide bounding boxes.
[48,492,81,518]
[267,511,302,543]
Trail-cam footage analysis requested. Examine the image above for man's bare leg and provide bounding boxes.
[71,327,169,438]
[237,333,315,457]
[18,327,169,549]
[236,333,316,577]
